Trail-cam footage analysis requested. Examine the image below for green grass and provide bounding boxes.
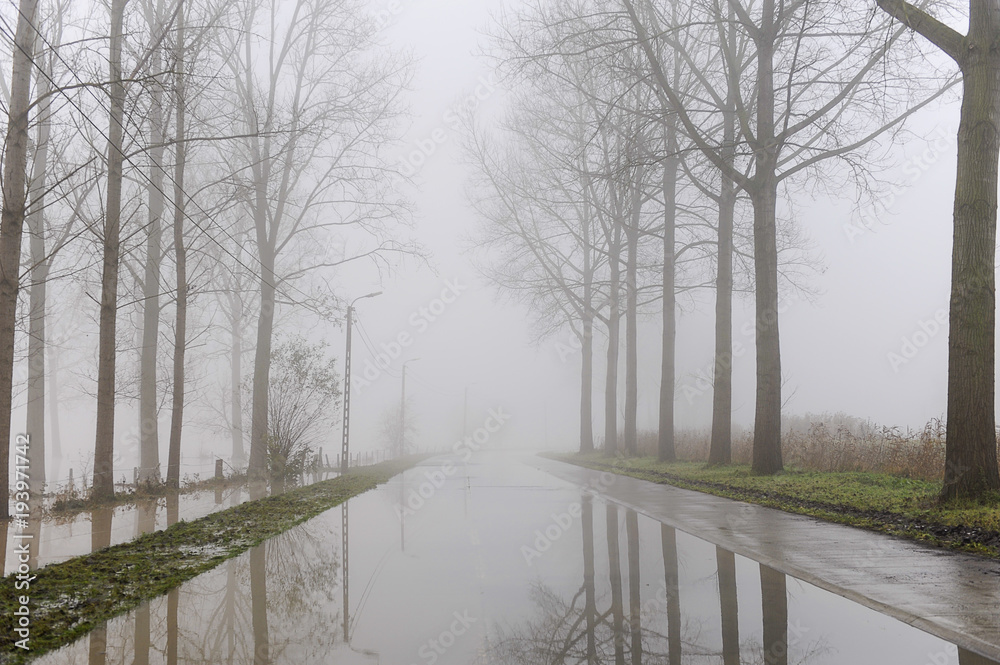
[553,453,1000,553]
[0,458,421,663]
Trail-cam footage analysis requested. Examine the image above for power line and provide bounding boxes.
[353,315,403,379]
[0,6,322,311]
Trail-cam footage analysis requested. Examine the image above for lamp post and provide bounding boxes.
[399,358,420,457]
[462,381,480,439]
[341,291,381,474]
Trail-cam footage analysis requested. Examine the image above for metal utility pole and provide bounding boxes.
[340,292,381,474]
[462,386,468,439]
[399,358,419,457]
[462,382,479,440]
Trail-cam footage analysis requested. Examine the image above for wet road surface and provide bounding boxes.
[29,452,1000,664]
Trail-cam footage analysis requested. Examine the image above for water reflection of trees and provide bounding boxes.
[487,496,839,665]
[155,523,337,663]
[88,505,113,665]
[91,488,343,665]
[489,498,685,664]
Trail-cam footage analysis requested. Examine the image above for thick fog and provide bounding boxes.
[2,0,974,487]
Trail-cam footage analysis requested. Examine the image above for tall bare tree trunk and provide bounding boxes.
[580,196,595,453]
[942,5,1000,500]
[604,225,622,457]
[167,0,187,489]
[581,310,595,454]
[0,0,39,517]
[750,175,782,475]
[659,128,679,463]
[709,27,738,466]
[48,345,62,482]
[231,296,246,466]
[139,0,166,484]
[750,0,783,475]
[249,260,276,477]
[624,172,642,458]
[26,32,51,493]
[876,0,1000,502]
[94,0,129,501]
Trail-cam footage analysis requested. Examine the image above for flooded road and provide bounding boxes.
[2,471,350,576]
[32,452,1000,664]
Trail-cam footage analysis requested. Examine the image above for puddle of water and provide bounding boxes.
[3,472,340,576]
[29,452,1000,664]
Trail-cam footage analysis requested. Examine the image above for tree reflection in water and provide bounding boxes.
[88,506,113,665]
[627,509,642,665]
[485,496,843,665]
[487,497,681,664]
[86,482,342,665]
[608,502,626,665]
[133,500,157,665]
[661,523,681,665]
[716,547,739,665]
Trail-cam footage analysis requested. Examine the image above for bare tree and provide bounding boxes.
[25,3,59,492]
[137,0,169,484]
[465,94,609,455]
[622,0,952,473]
[484,6,724,461]
[92,0,129,500]
[874,0,1000,500]
[217,0,411,478]
[0,0,40,515]
[166,0,188,488]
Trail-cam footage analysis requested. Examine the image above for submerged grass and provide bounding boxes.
[48,472,250,516]
[0,457,420,663]
[554,453,1000,557]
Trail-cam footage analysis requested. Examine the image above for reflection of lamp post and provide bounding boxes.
[342,502,349,641]
[341,292,381,474]
[397,359,419,557]
[399,358,420,456]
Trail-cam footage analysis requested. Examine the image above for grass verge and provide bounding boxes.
[551,453,1000,558]
[0,457,420,663]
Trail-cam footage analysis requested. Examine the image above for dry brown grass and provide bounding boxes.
[618,414,999,483]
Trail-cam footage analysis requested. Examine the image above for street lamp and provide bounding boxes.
[341,291,381,474]
[399,358,420,457]
[462,381,480,439]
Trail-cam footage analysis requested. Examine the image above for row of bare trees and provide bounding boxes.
[472,0,1000,500]
[0,0,413,516]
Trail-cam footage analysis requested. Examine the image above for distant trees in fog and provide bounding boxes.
[471,0,998,500]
